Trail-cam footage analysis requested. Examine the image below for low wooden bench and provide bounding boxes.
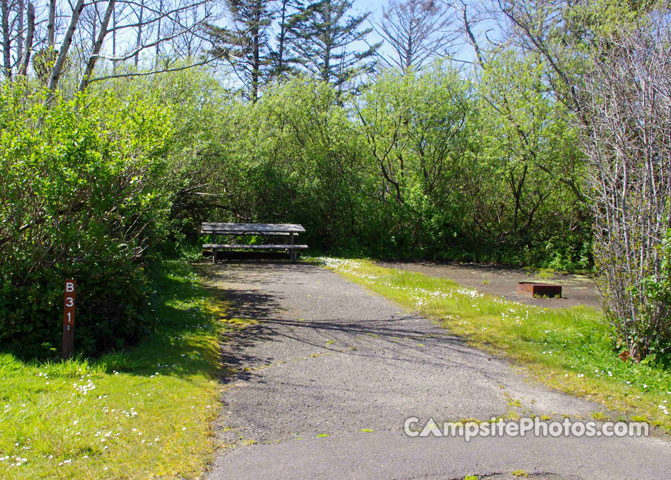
[203,244,308,262]
[201,223,308,263]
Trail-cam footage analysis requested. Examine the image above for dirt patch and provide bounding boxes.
[377,261,601,310]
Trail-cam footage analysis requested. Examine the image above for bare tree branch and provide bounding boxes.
[374,0,456,72]
[87,54,218,83]
[78,0,115,91]
[454,0,483,67]
[1,0,11,78]
[47,0,86,91]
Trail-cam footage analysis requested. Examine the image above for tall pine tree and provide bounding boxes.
[290,0,379,88]
[269,0,306,79]
[207,0,273,102]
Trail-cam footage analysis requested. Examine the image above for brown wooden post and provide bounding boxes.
[62,279,76,358]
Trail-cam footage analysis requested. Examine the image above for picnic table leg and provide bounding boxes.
[210,233,217,264]
[289,233,295,262]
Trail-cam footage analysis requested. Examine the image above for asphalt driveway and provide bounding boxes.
[203,262,670,480]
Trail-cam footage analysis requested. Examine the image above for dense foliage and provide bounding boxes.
[0,84,172,356]
[0,58,593,358]
[158,65,590,267]
[498,0,671,360]
[580,13,671,361]
[3,2,669,361]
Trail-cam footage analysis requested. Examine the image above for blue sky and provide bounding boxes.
[354,0,390,18]
[351,0,482,67]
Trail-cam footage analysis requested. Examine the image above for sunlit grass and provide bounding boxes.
[322,258,671,432]
[0,260,234,479]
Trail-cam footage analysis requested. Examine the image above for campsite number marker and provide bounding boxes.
[62,279,76,358]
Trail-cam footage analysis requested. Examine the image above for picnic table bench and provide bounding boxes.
[201,222,308,263]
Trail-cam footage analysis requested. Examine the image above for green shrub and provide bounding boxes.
[0,84,172,357]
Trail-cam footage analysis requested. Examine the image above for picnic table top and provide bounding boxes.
[201,222,306,234]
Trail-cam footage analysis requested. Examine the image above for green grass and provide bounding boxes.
[321,258,671,431]
[0,260,238,479]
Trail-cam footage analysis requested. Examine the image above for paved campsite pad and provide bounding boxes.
[377,261,601,309]
[203,262,671,480]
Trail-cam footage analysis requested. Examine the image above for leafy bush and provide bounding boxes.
[0,84,172,357]
[635,229,671,361]
[580,16,671,361]
[191,69,590,266]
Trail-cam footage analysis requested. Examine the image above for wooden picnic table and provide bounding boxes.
[201,222,308,263]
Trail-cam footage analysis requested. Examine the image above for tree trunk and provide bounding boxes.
[17,0,24,61]
[112,6,116,73]
[48,0,56,47]
[251,6,260,102]
[322,5,332,83]
[135,1,144,68]
[275,0,290,76]
[48,0,86,91]
[155,0,163,66]
[79,0,116,91]
[1,0,11,79]
[18,2,34,76]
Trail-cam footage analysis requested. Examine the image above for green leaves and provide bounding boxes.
[0,83,172,357]
[469,49,590,265]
